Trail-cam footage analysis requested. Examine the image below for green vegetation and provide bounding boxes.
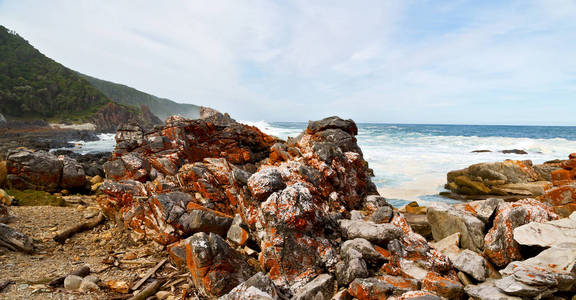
[0,26,110,122]
[6,189,66,206]
[80,74,200,120]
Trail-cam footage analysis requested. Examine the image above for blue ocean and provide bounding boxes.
[66,122,576,207]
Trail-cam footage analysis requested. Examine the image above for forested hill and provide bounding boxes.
[80,74,200,121]
[0,25,110,121]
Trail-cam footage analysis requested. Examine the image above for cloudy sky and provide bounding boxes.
[1,0,575,124]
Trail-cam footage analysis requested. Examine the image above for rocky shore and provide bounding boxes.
[1,114,575,299]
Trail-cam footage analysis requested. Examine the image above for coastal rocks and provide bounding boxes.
[483,198,558,267]
[513,211,576,247]
[183,232,254,297]
[220,272,280,300]
[427,206,485,252]
[464,281,522,300]
[495,243,576,298]
[338,219,403,246]
[347,276,419,299]
[6,149,63,192]
[292,274,336,300]
[59,156,86,189]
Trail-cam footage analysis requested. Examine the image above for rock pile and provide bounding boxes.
[97,115,469,299]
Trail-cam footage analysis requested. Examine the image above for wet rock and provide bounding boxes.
[6,149,63,192]
[484,198,558,267]
[220,272,280,300]
[292,274,336,300]
[501,149,528,155]
[184,232,255,297]
[427,206,485,252]
[63,275,83,290]
[464,280,522,300]
[514,211,576,247]
[347,276,419,299]
[339,219,403,247]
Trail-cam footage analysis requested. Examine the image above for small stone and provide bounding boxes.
[64,275,83,290]
[156,291,171,300]
[83,275,100,284]
[106,280,130,293]
[79,280,99,292]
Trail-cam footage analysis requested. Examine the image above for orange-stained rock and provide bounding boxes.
[483,198,558,267]
[421,272,464,299]
[553,202,576,217]
[389,291,441,300]
[539,185,576,206]
[184,232,255,297]
[347,276,418,300]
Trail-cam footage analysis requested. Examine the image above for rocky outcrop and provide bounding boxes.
[89,102,161,132]
[427,205,485,252]
[483,198,557,267]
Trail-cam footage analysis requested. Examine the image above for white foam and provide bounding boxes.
[58,133,116,154]
[238,120,301,140]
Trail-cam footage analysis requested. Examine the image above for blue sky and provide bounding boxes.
[1,0,575,125]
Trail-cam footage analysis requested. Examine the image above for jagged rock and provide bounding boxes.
[220,272,280,300]
[484,198,558,267]
[347,276,419,299]
[6,149,63,192]
[464,281,522,300]
[427,206,485,252]
[450,250,487,282]
[247,168,286,201]
[336,248,369,286]
[307,116,358,136]
[227,214,249,246]
[340,238,386,266]
[59,156,86,190]
[403,213,431,239]
[331,289,352,300]
[292,274,336,300]
[456,198,503,223]
[363,195,390,212]
[370,206,394,223]
[389,291,442,300]
[514,211,576,247]
[184,232,254,297]
[495,243,576,298]
[421,272,464,299]
[338,219,403,247]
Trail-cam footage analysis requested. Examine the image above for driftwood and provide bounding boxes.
[130,258,168,291]
[0,280,13,292]
[128,280,163,300]
[0,223,33,253]
[53,213,104,244]
[48,265,91,287]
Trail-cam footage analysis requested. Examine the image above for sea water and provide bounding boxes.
[62,122,576,207]
[242,121,576,207]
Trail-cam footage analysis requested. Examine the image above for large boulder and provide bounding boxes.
[513,211,576,247]
[483,198,558,267]
[6,149,63,192]
[59,156,86,190]
[338,219,403,247]
[427,206,485,252]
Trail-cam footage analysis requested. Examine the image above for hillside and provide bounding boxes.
[80,74,200,121]
[0,26,162,131]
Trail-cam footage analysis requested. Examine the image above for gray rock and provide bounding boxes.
[494,276,551,298]
[456,198,503,223]
[370,206,393,223]
[6,149,63,192]
[307,116,358,136]
[293,274,336,300]
[79,280,99,292]
[336,248,369,286]
[0,223,34,253]
[451,249,487,282]
[341,238,386,265]
[348,276,418,298]
[60,156,86,190]
[338,219,403,246]
[350,210,365,220]
[513,212,576,247]
[103,159,126,179]
[64,275,83,290]
[220,272,279,300]
[464,281,522,300]
[247,168,286,201]
[427,206,485,252]
[227,214,249,246]
[182,208,233,236]
[389,291,442,300]
[364,195,390,211]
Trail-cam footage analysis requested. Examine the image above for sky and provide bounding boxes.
[1,0,576,125]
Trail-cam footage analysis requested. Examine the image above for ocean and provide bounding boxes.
[63,122,576,207]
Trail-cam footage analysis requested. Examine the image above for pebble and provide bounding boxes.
[17,284,29,291]
[79,280,100,292]
[64,275,83,290]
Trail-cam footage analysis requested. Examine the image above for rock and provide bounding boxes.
[389,291,442,300]
[347,276,419,299]
[350,210,365,220]
[220,272,280,300]
[453,175,492,195]
[339,219,403,247]
[227,214,249,246]
[493,182,549,197]
[400,201,427,215]
[79,280,99,292]
[184,232,254,297]
[336,248,369,286]
[6,149,63,192]
[421,272,464,300]
[0,203,11,224]
[340,238,386,266]
[156,291,171,300]
[539,185,576,206]
[105,280,130,293]
[456,198,502,223]
[369,206,394,223]
[63,275,83,290]
[472,150,492,153]
[331,289,352,300]
[427,206,485,252]
[0,223,33,253]
[247,168,286,201]
[450,250,487,282]
[89,175,103,185]
[501,149,528,155]
[403,213,431,239]
[431,232,460,255]
[83,275,99,284]
[307,116,358,136]
[59,156,86,190]
[464,281,522,300]
[484,198,558,267]
[182,205,233,236]
[0,189,14,206]
[496,243,576,297]
[513,211,576,247]
[363,195,390,212]
[293,274,336,300]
